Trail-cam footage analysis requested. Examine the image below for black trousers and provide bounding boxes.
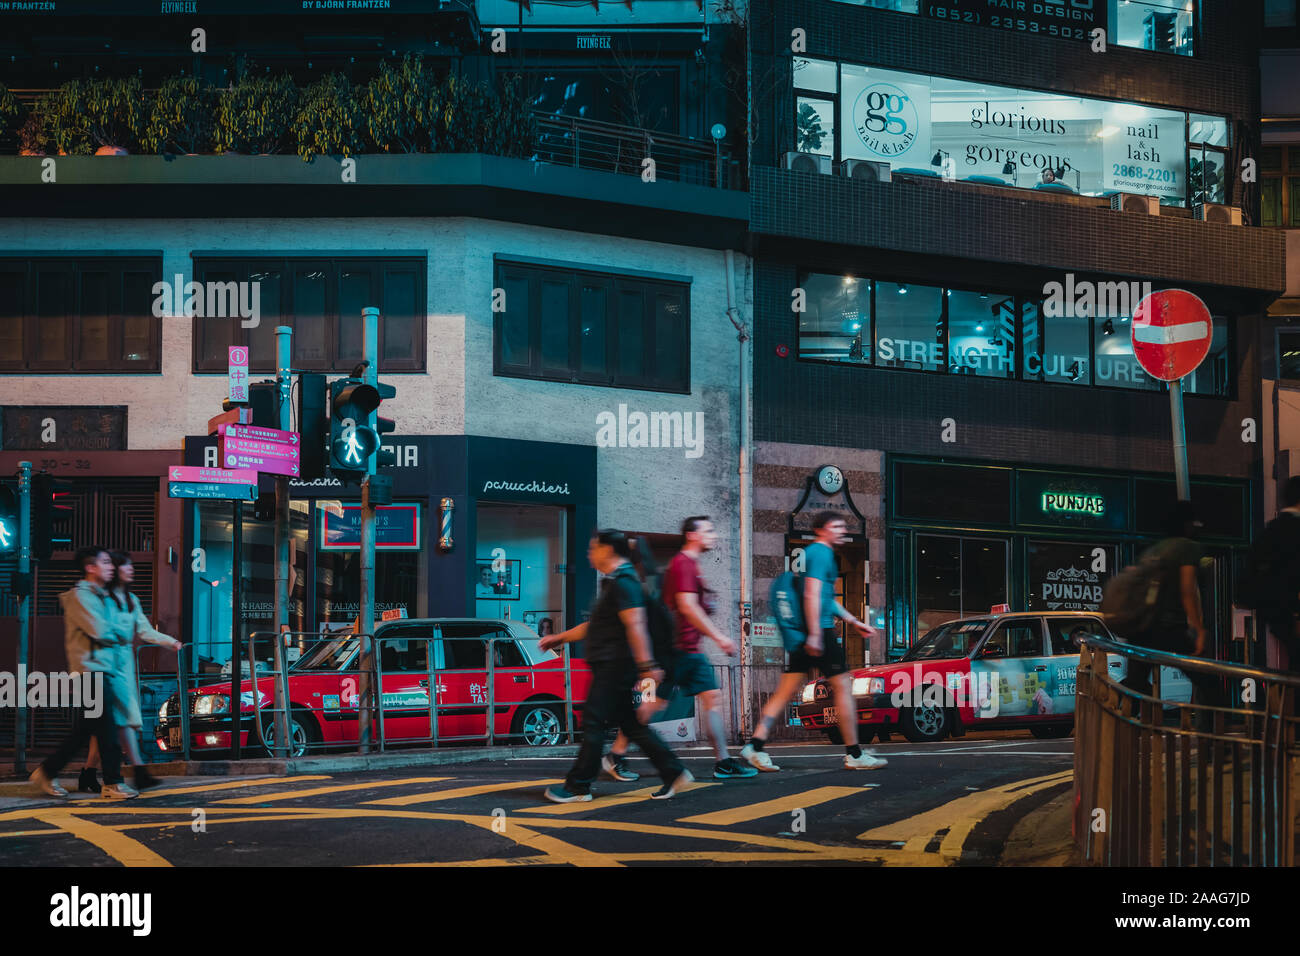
[565,662,684,793]
[41,677,123,786]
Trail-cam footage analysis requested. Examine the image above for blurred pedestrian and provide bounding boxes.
[1248,476,1300,671]
[79,551,182,793]
[742,511,886,771]
[29,546,136,800]
[605,517,757,782]
[538,529,691,802]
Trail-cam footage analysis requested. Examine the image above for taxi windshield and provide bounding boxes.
[295,635,359,671]
[903,620,989,661]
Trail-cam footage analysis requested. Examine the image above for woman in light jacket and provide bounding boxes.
[78,551,182,793]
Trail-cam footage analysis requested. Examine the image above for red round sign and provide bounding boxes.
[1130,289,1213,382]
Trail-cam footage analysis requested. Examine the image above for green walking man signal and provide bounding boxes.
[328,376,397,482]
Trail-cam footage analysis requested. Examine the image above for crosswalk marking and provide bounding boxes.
[214,777,451,805]
[518,781,717,815]
[363,779,562,806]
[677,786,864,826]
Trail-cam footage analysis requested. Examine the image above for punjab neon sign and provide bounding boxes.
[1041,491,1105,517]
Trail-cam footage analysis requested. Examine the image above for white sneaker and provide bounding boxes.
[29,768,68,797]
[740,744,780,772]
[843,750,888,770]
[100,783,139,800]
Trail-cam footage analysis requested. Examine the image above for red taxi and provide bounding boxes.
[156,618,591,757]
[793,610,1193,743]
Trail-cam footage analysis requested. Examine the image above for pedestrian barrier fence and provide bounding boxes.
[156,631,587,760]
[1074,634,1300,866]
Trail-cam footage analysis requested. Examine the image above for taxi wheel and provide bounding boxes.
[514,702,566,746]
[1030,722,1074,740]
[900,704,949,743]
[260,711,316,758]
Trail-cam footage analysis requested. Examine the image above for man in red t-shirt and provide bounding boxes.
[603,516,758,782]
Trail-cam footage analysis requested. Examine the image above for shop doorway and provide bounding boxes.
[475,503,569,636]
[914,534,1010,644]
[785,532,870,667]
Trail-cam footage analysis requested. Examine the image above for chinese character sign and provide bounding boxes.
[228,347,250,403]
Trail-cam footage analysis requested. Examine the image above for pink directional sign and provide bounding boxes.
[222,435,301,461]
[222,449,300,477]
[169,466,259,485]
[222,424,301,447]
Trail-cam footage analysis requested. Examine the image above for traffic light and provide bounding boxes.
[374,382,397,471]
[298,372,328,481]
[329,378,382,483]
[0,482,16,554]
[31,473,75,562]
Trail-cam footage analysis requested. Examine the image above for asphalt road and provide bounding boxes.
[0,734,1074,867]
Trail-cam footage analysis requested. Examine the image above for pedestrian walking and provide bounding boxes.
[538,529,692,803]
[78,551,183,793]
[1244,476,1300,671]
[741,511,887,772]
[28,546,137,800]
[604,516,757,782]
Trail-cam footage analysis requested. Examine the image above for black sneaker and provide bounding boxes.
[133,768,162,791]
[650,768,694,800]
[77,768,101,794]
[601,754,640,782]
[544,784,593,804]
[713,758,759,779]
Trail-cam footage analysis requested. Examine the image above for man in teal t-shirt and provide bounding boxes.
[741,511,887,772]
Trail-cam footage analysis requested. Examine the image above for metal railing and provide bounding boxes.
[532,112,733,189]
[1074,635,1300,866]
[160,630,586,760]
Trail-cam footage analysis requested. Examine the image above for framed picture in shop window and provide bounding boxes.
[475,559,521,600]
[525,610,562,637]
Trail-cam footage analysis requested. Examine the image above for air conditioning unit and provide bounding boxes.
[783,151,833,176]
[839,159,891,182]
[1110,192,1160,215]
[1195,203,1243,225]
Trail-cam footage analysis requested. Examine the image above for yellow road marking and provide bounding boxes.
[39,810,172,867]
[519,781,717,815]
[214,777,451,805]
[677,786,863,826]
[364,779,563,806]
[857,770,1072,858]
[61,775,334,804]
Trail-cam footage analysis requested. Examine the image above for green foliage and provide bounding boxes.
[796,101,825,154]
[0,84,18,139]
[1189,155,1223,207]
[363,55,440,153]
[49,77,146,154]
[144,76,218,154]
[214,73,299,154]
[488,74,537,159]
[295,73,365,161]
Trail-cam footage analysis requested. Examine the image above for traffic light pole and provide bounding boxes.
[271,326,292,757]
[14,461,31,776]
[357,307,380,753]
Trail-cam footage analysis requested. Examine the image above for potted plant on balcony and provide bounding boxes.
[0,83,19,148]
[483,74,537,160]
[294,72,364,162]
[48,77,146,155]
[214,73,299,155]
[363,55,440,153]
[144,75,217,155]
[436,74,491,153]
[17,100,51,156]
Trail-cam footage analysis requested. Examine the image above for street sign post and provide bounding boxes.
[168,481,258,501]
[228,346,249,403]
[218,424,302,478]
[170,466,259,485]
[1132,289,1215,502]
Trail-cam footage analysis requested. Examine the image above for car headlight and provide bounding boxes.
[801,683,816,703]
[852,677,885,696]
[194,694,230,716]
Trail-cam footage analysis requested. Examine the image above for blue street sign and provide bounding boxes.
[168,481,258,501]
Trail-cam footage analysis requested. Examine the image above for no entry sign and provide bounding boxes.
[1131,289,1214,382]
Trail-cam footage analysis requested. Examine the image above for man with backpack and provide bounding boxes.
[538,529,692,803]
[742,511,886,772]
[602,517,758,782]
[1245,476,1300,670]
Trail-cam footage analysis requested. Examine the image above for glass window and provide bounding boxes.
[292,268,330,368]
[499,275,531,370]
[1185,317,1229,397]
[337,268,371,365]
[381,268,420,368]
[798,273,870,364]
[77,270,110,365]
[1188,114,1229,148]
[1189,146,1227,206]
[980,621,1044,659]
[1026,541,1115,614]
[440,625,488,671]
[579,280,608,378]
[540,278,571,375]
[1093,313,1160,392]
[947,290,1014,379]
[494,638,526,669]
[1048,616,1107,655]
[792,57,838,94]
[0,270,23,368]
[1023,303,1090,385]
[903,619,988,661]
[1280,330,1300,381]
[915,535,1008,643]
[1114,0,1196,56]
[1262,177,1283,228]
[474,503,568,629]
[796,97,835,156]
[618,288,646,380]
[875,282,944,371]
[896,462,1013,525]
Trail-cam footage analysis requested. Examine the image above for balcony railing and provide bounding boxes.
[532,112,735,190]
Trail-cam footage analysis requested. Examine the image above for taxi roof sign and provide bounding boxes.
[381,608,409,621]
[990,604,1011,614]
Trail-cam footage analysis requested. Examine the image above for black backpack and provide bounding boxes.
[1238,515,1300,611]
[1100,549,1171,638]
[640,570,678,683]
